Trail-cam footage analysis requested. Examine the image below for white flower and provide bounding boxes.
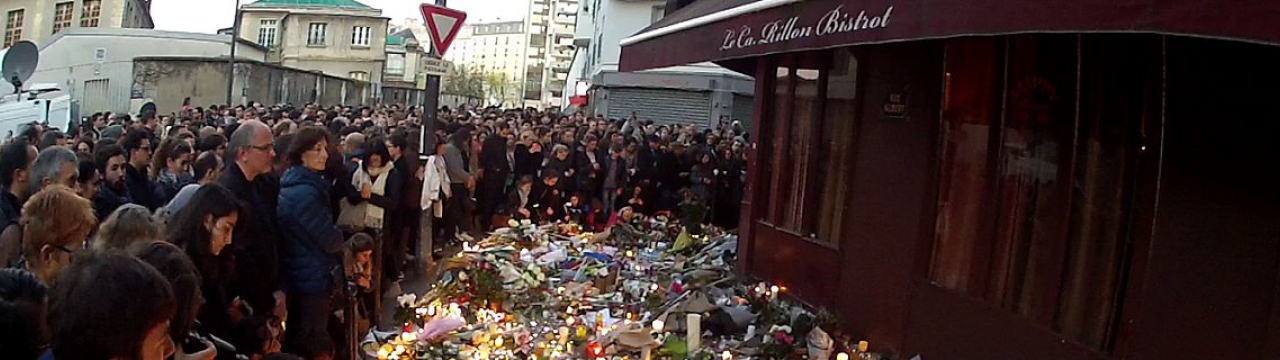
[521,219,533,226]
[769,325,793,334]
[508,219,520,228]
[397,294,417,307]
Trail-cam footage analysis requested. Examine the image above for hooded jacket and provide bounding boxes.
[277,166,345,295]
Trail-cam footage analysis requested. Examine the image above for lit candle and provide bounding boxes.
[686,313,702,352]
[837,353,850,360]
[557,326,570,344]
[770,285,779,301]
[857,341,869,352]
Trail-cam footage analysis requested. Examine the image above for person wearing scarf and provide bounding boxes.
[346,138,402,281]
[348,139,401,231]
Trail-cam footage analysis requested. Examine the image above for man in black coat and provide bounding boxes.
[0,142,35,267]
[574,134,606,204]
[119,128,163,211]
[220,120,285,324]
[478,122,512,222]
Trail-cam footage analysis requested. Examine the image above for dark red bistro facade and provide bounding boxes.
[621,1,1280,359]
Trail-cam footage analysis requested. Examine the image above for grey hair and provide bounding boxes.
[227,120,268,161]
[29,146,78,197]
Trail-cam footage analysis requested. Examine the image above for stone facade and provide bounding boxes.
[131,57,376,114]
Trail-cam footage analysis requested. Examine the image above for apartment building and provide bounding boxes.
[236,0,388,93]
[445,20,528,107]
[562,0,753,126]
[525,0,577,108]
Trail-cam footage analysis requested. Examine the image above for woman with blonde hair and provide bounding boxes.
[93,203,161,251]
[20,185,97,284]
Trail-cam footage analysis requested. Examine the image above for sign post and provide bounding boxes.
[419,3,466,159]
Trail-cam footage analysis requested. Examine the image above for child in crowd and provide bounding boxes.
[562,193,586,224]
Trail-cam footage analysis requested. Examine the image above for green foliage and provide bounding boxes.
[441,63,520,107]
[441,64,485,100]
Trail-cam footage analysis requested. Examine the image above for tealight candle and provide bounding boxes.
[837,353,850,360]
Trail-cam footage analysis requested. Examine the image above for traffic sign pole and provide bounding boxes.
[419,2,466,159]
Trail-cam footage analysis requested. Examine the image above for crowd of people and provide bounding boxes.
[0,100,749,360]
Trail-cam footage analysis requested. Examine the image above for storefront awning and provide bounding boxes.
[620,0,1280,71]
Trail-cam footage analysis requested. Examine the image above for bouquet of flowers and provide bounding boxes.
[762,324,801,359]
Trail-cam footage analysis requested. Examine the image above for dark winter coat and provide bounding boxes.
[92,182,132,221]
[278,166,345,295]
[124,163,164,211]
[220,162,282,313]
[513,143,543,180]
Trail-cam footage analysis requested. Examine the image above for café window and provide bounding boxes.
[762,50,858,244]
[929,34,1158,351]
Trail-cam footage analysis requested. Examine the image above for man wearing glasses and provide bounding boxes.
[220,120,288,344]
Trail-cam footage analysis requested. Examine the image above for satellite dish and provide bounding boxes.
[0,40,39,90]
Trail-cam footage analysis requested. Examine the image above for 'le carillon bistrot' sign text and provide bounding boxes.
[720,4,895,51]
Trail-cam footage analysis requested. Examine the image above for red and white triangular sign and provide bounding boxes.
[420,3,467,56]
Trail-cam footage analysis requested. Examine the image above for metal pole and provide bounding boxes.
[226,0,242,106]
[421,0,447,159]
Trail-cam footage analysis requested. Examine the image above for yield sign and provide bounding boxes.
[420,4,467,56]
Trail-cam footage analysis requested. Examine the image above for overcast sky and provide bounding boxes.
[152,0,527,34]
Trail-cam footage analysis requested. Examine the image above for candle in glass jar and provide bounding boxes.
[686,313,702,352]
[857,341,869,352]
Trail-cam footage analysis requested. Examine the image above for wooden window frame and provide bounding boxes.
[80,0,101,27]
[4,10,23,48]
[52,2,73,34]
[759,50,847,245]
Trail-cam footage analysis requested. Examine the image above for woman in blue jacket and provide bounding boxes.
[277,126,344,359]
